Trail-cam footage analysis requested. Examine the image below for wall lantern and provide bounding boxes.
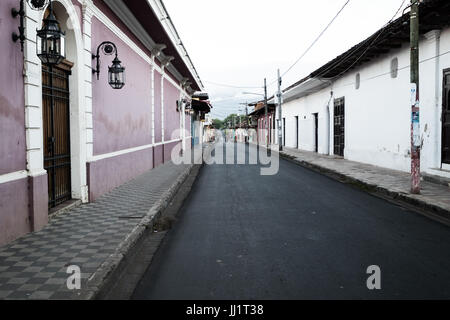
[11,0,50,52]
[36,0,66,66]
[92,41,126,89]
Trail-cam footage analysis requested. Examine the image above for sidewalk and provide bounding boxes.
[280,147,450,224]
[0,158,198,300]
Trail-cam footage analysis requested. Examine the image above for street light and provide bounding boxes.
[36,1,66,66]
[92,41,126,89]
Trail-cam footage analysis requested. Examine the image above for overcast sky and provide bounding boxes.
[163,0,409,119]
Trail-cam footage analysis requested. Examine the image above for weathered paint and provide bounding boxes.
[154,145,164,168]
[164,79,181,140]
[28,174,48,232]
[87,147,153,202]
[0,0,26,175]
[0,178,30,247]
[0,0,198,247]
[154,72,162,143]
[164,141,180,163]
[91,17,152,155]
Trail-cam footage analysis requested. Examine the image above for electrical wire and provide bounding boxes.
[279,0,351,81]
[310,0,408,82]
[205,1,351,90]
[333,48,450,90]
[204,80,263,89]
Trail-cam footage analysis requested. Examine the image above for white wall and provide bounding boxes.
[280,28,450,177]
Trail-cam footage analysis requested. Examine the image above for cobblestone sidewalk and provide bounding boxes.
[0,161,194,300]
[281,147,450,223]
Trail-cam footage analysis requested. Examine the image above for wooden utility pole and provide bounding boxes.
[264,78,269,149]
[277,69,283,151]
[410,0,421,194]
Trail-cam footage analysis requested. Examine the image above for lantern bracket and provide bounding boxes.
[12,0,49,52]
[92,41,118,80]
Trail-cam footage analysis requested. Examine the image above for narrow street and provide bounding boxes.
[132,144,450,300]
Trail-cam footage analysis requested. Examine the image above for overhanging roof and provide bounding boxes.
[103,0,203,91]
[311,0,450,80]
[282,0,450,99]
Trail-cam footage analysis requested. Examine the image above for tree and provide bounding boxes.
[212,118,223,129]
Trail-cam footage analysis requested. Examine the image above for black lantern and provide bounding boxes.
[36,1,65,66]
[92,41,126,90]
[108,57,125,89]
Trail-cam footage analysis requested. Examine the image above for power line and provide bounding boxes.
[205,1,351,90]
[311,0,408,81]
[333,48,450,90]
[279,0,351,81]
[204,80,263,89]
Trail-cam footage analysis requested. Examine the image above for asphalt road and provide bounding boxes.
[132,143,450,300]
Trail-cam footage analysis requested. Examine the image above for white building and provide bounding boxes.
[275,0,450,180]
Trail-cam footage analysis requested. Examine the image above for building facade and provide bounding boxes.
[0,0,204,246]
[275,0,450,180]
[249,102,276,146]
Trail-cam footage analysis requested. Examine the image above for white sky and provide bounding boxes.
[163,0,410,119]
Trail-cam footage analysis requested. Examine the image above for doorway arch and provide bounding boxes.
[37,0,87,207]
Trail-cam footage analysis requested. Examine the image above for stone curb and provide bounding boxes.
[280,152,450,226]
[76,163,196,300]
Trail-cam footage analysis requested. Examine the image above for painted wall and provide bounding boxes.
[0,0,26,174]
[164,79,181,141]
[0,0,31,246]
[0,0,197,246]
[91,17,152,156]
[87,147,153,201]
[154,71,162,143]
[280,28,450,178]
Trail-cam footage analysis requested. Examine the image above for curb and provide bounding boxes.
[79,163,196,300]
[280,152,450,226]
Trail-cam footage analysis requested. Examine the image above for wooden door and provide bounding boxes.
[42,63,72,208]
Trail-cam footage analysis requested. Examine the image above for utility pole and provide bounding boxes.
[410,0,420,194]
[246,104,249,129]
[277,69,283,151]
[264,78,269,149]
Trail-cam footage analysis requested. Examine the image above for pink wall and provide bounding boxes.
[154,145,164,168]
[154,71,162,143]
[164,79,180,141]
[0,0,26,175]
[164,141,180,163]
[87,147,153,201]
[92,17,152,155]
[0,178,30,246]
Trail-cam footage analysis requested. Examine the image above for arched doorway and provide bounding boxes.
[39,1,84,209]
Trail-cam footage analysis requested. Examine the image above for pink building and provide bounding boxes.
[249,102,277,146]
[0,0,204,246]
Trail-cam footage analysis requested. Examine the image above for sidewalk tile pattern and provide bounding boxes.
[0,161,190,300]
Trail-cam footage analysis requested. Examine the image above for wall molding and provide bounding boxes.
[76,0,191,96]
[88,139,182,163]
